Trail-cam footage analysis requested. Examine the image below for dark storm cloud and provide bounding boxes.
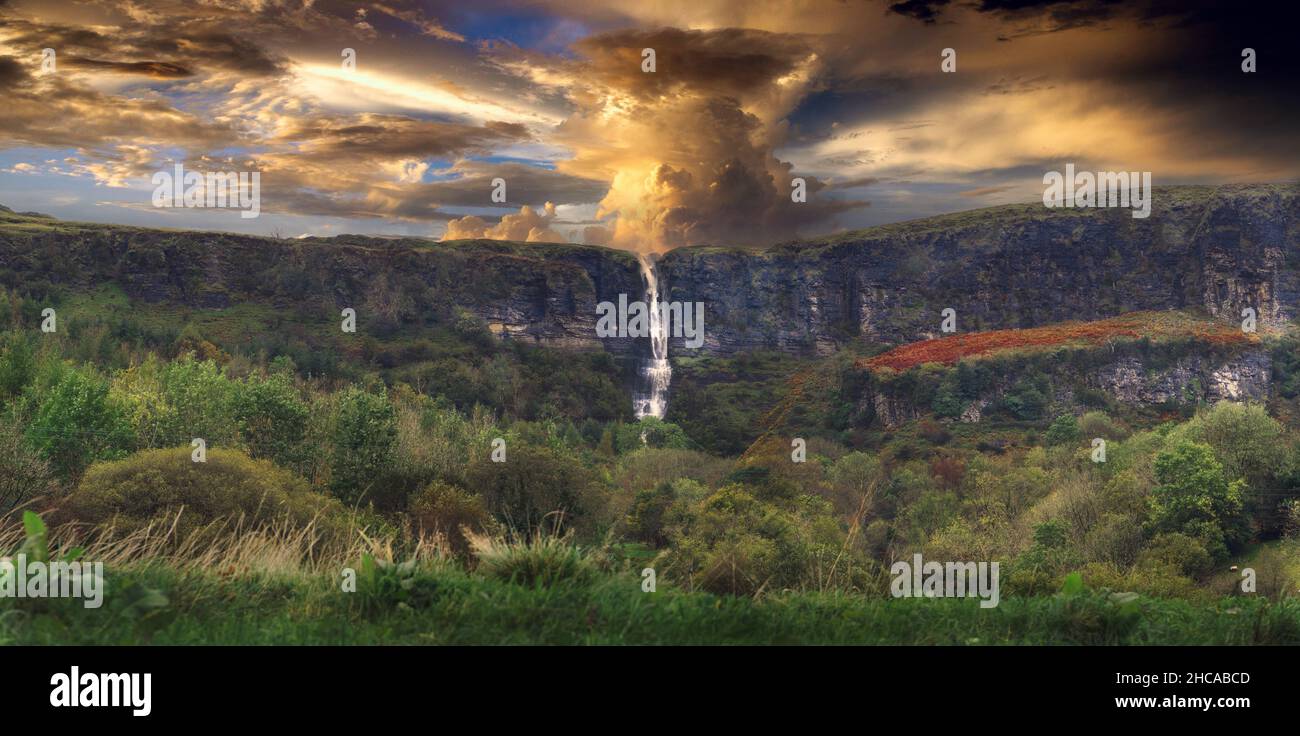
[277,117,531,163]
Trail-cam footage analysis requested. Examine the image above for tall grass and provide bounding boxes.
[0,509,444,579]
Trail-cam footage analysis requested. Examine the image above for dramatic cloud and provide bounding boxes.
[0,0,1295,241]
[485,26,868,249]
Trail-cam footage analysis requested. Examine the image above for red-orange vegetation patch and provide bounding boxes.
[859,312,1253,373]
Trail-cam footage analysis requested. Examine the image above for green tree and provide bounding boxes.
[0,330,35,399]
[233,373,308,466]
[26,368,133,476]
[1147,441,1248,559]
[1045,414,1081,446]
[1185,402,1285,489]
[329,387,397,506]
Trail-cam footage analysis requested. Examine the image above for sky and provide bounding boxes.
[0,0,1296,250]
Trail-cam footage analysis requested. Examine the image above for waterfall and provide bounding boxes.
[633,253,672,420]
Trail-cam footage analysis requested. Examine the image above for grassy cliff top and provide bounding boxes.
[860,310,1263,373]
[3,182,1293,258]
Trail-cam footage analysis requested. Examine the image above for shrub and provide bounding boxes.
[1138,532,1212,578]
[1033,519,1069,549]
[1078,411,1127,441]
[662,483,868,596]
[1044,414,1081,446]
[916,418,952,444]
[1282,499,1300,539]
[0,330,35,399]
[930,376,964,419]
[408,480,494,556]
[60,446,343,542]
[0,423,57,514]
[624,482,676,547]
[466,443,599,537]
[1000,373,1049,420]
[1081,513,1144,566]
[613,417,690,453]
[470,533,596,587]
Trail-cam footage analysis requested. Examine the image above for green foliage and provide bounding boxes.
[0,330,35,399]
[26,367,134,476]
[931,373,964,418]
[1033,519,1069,549]
[613,417,690,453]
[472,534,596,588]
[1147,441,1248,559]
[1044,414,1081,446]
[662,483,869,596]
[1078,411,1127,441]
[62,446,342,541]
[624,481,676,547]
[999,372,1049,420]
[329,386,397,506]
[352,554,442,613]
[465,443,597,536]
[232,372,308,466]
[1137,532,1213,578]
[408,480,494,555]
[1177,402,1286,489]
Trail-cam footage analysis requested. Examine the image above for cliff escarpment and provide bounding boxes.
[1,183,1296,362]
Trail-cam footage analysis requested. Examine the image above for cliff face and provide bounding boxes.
[657,184,1300,357]
[2,184,1296,363]
[867,346,1274,430]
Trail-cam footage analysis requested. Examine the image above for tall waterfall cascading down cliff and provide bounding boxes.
[633,253,672,420]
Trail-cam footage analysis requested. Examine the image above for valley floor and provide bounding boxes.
[4,566,1298,645]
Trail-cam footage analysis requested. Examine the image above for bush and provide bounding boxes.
[613,417,690,453]
[0,423,58,514]
[471,533,596,587]
[1044,415,1081,446]
[624,482,676,547]
[662,483,868,596]
[1078,411,1127,441]
[1138,532,1213,578]
[465,443,598,537]
[1000,373,1049,420]
[1033,519,1069,549]
[60,446,343,542]
[916,418,951,444]
[1081,513,1144,566]
[0,330,35,399]
[408,480,495,556]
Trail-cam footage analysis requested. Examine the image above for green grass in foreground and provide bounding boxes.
[4,565,1299,645]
